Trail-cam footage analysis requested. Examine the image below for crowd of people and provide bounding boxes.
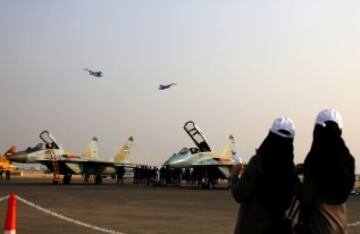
[231,108,355,234]
[132,166,158,185]
[158,167,221,186]
[115,166,226,187]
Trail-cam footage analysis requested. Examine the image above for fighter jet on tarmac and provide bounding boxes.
[0,146,17,175]
[158,83,177,90]
[163,121,241,188]
[84,68,103,78]
[7,131,134,185]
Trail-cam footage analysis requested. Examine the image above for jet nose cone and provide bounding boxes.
[164,154,184,168]
[7,152,28,163]
[163,160,170,166]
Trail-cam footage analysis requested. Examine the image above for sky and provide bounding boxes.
[0,0,360,170]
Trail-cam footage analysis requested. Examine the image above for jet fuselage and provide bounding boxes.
[164,149,236,178]
[8,148,116,175]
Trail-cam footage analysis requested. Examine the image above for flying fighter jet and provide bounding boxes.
[7,131,134,185]
[84,68,103,78]
[163,121,241,188]
[158,83,177,90]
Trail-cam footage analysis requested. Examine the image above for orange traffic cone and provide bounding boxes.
[3,192,16,234]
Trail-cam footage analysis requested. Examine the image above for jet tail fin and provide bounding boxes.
[3,146,17,159]
[114,137,134,163]
[83,137,99,158]
[221,135,241,164]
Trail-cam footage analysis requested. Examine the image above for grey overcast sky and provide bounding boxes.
[0,0,359,169]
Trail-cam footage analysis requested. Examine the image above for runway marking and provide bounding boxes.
[348,221,360,228]
[2,194,360,230]
[12,195,125,234]
[0,195,10,202]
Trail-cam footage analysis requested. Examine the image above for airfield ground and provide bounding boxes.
[1,175,360,234]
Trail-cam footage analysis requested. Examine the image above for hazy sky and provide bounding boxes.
[1,1,359,170]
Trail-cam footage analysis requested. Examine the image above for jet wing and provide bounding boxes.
[184,164,233,178]
[36,158,117,175]
[115,162,148,168]
[192,161,235,166]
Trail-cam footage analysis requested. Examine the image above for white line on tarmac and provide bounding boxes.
[15,195,125,234]
[0,195,9,202]
[2,194,360,230]
[348,221,360,228]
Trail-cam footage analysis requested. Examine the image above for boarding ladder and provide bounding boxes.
[40,130,61,185]
[48,149,60,184]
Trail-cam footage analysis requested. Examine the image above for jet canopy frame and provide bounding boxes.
[183,121,211,152]
[39,130,61,149]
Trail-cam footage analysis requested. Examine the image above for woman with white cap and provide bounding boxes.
[231,117,299,234]
[295,109,355,234]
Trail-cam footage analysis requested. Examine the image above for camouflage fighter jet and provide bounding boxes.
[163,121,241,188]
[7,131,134,185]
[84,68,103,78]
[158,83,177,90]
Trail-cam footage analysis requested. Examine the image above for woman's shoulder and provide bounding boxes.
[245,154,263,173]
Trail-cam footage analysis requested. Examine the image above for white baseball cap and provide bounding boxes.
[270,117,295,138]
[315,108,343,129]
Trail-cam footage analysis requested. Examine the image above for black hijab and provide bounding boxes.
[304,121,355,202]
[256,131,296,213]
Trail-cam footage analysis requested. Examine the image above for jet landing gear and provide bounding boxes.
[95,174,103,185]
[201,179,215,189]
[63,174,72,185]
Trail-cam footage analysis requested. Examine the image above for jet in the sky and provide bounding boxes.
[158,83,177,90]
[84,68,103,78]
[163,121,241,188]
[7,131,134,185]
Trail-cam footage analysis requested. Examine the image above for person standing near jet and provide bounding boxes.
[295,109,355,234]
[231,117,299,234]
[116,166,125,184]
[5,170,11,180]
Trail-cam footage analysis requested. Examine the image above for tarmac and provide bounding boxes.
[1,175,360,234]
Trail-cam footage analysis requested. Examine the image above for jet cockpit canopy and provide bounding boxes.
[178,147,200,155]
[183,121,211,152]
[26,143,45,153]
[179,148,190,155]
